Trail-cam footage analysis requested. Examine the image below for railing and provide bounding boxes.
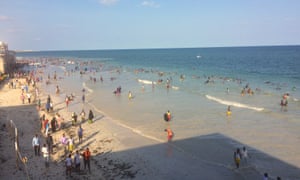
[8,120,30,180]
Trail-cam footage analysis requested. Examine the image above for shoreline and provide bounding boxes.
[0,62,299,179]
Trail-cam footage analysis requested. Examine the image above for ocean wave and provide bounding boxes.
[205,95,264,111]
[82,82,94,93]
[172,86,180,90]
[137,79,156,85]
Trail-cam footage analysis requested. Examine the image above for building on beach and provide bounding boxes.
[0,41,16,74]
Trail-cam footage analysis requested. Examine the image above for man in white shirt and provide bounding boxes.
[32,134,40,156]
[41,144,49,167]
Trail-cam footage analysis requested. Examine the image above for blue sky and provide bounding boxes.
[0,0,299,51]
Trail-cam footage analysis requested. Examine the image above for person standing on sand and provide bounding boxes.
[46,133,54,154]
[78,125,83,144]
[50,117,57,132]
[234,149,241,168]
[263,173,269,180]
[32,134,40,156]
[60,133,68,154]
[241,146,249,163]
[65,154,73,177]
[55,85,60,95]
[80,109,86,123]
[74,150,81,173]
[88,110,94,124]
[82,147,91,173]
[82,94,85,104]
[68,135,75,153]
[65,96,70,109]
[41,144,49,167]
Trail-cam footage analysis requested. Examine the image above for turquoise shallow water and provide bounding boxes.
[18,46,300,168]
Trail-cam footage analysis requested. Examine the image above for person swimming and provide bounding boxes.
[128,91,134,100]
[164,110,171,122]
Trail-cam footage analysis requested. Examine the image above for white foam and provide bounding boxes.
[172,86,180,90]
[82,82,94,93]
[137,79,156,85]
[206,95,264,111]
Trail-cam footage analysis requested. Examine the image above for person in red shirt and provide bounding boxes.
[82,147,91,173]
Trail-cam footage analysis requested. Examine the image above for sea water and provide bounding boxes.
[17,46,300,167]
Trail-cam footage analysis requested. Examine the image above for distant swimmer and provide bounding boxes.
[226,106,232,116]
[164,110,172,122]
[128,91,134,100]
[164,128,174,142]
[180,74,185,81]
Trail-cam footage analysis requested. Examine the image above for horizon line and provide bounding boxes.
[14,44,300,53]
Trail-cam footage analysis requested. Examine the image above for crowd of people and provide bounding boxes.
[11,67,98,177]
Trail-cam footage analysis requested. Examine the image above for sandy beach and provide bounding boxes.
[0,63,299,180]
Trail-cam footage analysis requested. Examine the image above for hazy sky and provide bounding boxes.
[0,0,299,51]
